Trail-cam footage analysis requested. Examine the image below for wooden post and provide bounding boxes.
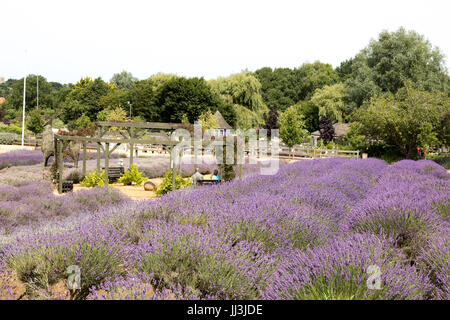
[96,127,103,173]
[129,127,134,168]
[58,139,63,194]
[170,147,176,190]
[82,142,87,177]
[97,142,101,173]
[104,142,109,187]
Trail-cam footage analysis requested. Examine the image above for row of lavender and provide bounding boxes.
[0,150,280,181]
[0,150,123,170]
[1,158,448,299]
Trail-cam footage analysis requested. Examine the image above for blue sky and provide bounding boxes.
[1,0,449,84]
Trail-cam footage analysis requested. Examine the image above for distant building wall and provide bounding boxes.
[0,77,5,84]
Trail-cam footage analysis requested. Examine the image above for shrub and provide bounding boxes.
[428,155,450,169]
[0,133,17,145]
[80,171,105,187]
[4,222,128,300]
[64,169,83,184]
[0,150,42,170]
[118,165,147,186]
[264,234,433,300]
[156,170,191,196]
[0,123,22,134]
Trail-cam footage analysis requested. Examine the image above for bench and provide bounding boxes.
[62,180,74,193]
[197,179,221,186]
[102,166,125,183]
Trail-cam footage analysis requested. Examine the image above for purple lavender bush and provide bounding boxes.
[0,150,43,170]
[0,181,130,235]
[263,233,434,300]
[1,157,448,300]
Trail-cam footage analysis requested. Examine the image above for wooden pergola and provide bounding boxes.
[53,121,192,194]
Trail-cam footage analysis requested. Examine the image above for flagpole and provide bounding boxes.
[22,75,26,147]
[37,75,39,110]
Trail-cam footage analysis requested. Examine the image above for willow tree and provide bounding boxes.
[310,83,348,123]
[209,72,268,129]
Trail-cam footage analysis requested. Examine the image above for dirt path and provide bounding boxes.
[53,178,164,200]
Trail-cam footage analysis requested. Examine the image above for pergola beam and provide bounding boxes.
[97,121,190,130]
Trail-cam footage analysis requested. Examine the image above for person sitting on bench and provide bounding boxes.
[191,168,204,185]
[212,169,220,181]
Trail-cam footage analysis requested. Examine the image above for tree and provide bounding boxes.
[293,101,319,133]
[2,75,55,115]
[319,117,335,143]
[254,67,301,111]
[99,88,129,111]
[74,113,93,130]
[0,79,18,98]
[297,61,339,100]
[209,72,268,129]
[157,77,225,124]
[198,110,219,130]
[61,77,113,123]
[341,122,366,150]
[97,106,128,122]
[344,28,449,108]
[279,105,308,152]
[355,86,449,157]
[262,107,279,138]
[110,71,138,90]
[26,108,45,135]
[148,73,178,90]
[310,83,348,123]
[127,79,159,122]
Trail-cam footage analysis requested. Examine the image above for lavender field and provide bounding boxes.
[0,157,449,300]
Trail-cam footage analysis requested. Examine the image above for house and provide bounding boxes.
[310,123,350,146]
[212,110,233,136]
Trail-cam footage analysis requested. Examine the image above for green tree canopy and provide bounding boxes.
[297,61,339,100]
[60,77,113,123]
[0,79,18,98]
[310,83,348,123]
[110,71,138,90]
[127,79,158,122]
[344,27,449,108]
[198,109,219,130]
[292,100,319,133]
[156,77,225,124]
[209,72,268,129]
[279,104,308,148]
[2,75,55,115]
[26,108,45,135]
[253,67,301,112]
[355,85,450,157]
[74,113,93,130]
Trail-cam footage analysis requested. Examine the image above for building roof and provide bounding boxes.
[214,110,232,129]
[311,123,350,137]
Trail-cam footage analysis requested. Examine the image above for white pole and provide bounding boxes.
[37,75,39,110]
[21,76,26,147]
